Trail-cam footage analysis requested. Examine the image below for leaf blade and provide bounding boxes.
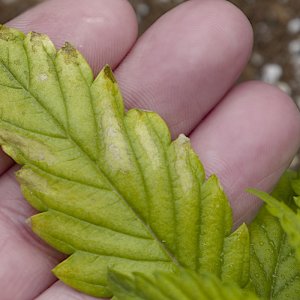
[108,268,259,300]
[0,25,250,297]
[248,171,300,299]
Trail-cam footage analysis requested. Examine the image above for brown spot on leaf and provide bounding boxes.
[0,25,16,41]
[104,65,116,83]
[30,31,43,41]
[61,42,78,64]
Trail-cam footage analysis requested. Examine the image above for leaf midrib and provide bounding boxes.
[271,231,300,299]
[0,54,180,266]
[255,217,283,298]
[270,226,285,299]
[256,216,298,299]
[44,208,172,262]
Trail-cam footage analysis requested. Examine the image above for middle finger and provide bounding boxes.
[116,0,253,137]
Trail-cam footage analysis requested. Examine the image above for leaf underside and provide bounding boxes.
[108,268,259,300]
[0,25,250,297]
[249,171,300,299]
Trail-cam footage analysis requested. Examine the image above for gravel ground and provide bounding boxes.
[0,0,299,166]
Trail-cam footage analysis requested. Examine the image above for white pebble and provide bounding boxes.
[287,18,300,34]
[261,64,283,84]
[277,81,292,95]
[290,156,300,169]
[137,3,150,17]
[251,52,264,66]
[288,39,300,54]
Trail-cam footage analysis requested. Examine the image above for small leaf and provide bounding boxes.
[248,171,300,299]
[108,268,259,300]
[292,171,300,206]
[0,26,250,297]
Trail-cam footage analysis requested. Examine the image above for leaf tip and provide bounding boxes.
[247,188,283,213]
[247,188,270,198]
[207,174,223,190]
[103,65,116,83]
[60,42,79,63]
[177,133,190,144]
[25,217,32,228]
[238,222,248,232]
[0,24,24,41]
[27,31,51,46]
[28,31,43,40]
[246,188,262,198]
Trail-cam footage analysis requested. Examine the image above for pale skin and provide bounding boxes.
[0,0,300,299]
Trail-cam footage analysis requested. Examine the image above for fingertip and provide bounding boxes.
[232,81,300,146]
[196,0,254,62]
[7,0,138,73]
[191,80,300,223]
[180,0,254,71]
[116,0,254,136]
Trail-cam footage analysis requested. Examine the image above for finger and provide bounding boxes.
[0,0,138,175]
[0,149,13,176]
[190,81,300,225]
[36,281,100,300]
[7,0,138,73]
[115,0,253,137]
[0,0,138,298]
[0,166,64,300]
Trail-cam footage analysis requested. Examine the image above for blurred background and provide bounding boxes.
[0,0,299,167]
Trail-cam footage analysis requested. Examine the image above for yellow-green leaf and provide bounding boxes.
[0,25,250,297]
[249,171,300,299]
[108,268,259,300]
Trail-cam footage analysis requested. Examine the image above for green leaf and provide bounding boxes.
[248,171,300,299]
[292,171,300,205]
[108,268,259,300]
[0,25,250,297]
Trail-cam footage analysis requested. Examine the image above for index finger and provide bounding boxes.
[0,1,138,299]
[0,0,138,175]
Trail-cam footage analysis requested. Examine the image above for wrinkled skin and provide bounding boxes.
[0,0,299,299]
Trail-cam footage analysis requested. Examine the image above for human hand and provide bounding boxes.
[0,0,299,299]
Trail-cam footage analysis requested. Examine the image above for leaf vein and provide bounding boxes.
[25,163,112,192]
[0,37,185,275]
[22,43,30,89]
[273,270,300,297]
[251,247,269,281]
[257,219,277,254]
[145,114,176,247]
[32,193,153,240]
[46,229,170,262]
[271,232,289,297]
[0,118,67,139]
[0,82,22,90]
